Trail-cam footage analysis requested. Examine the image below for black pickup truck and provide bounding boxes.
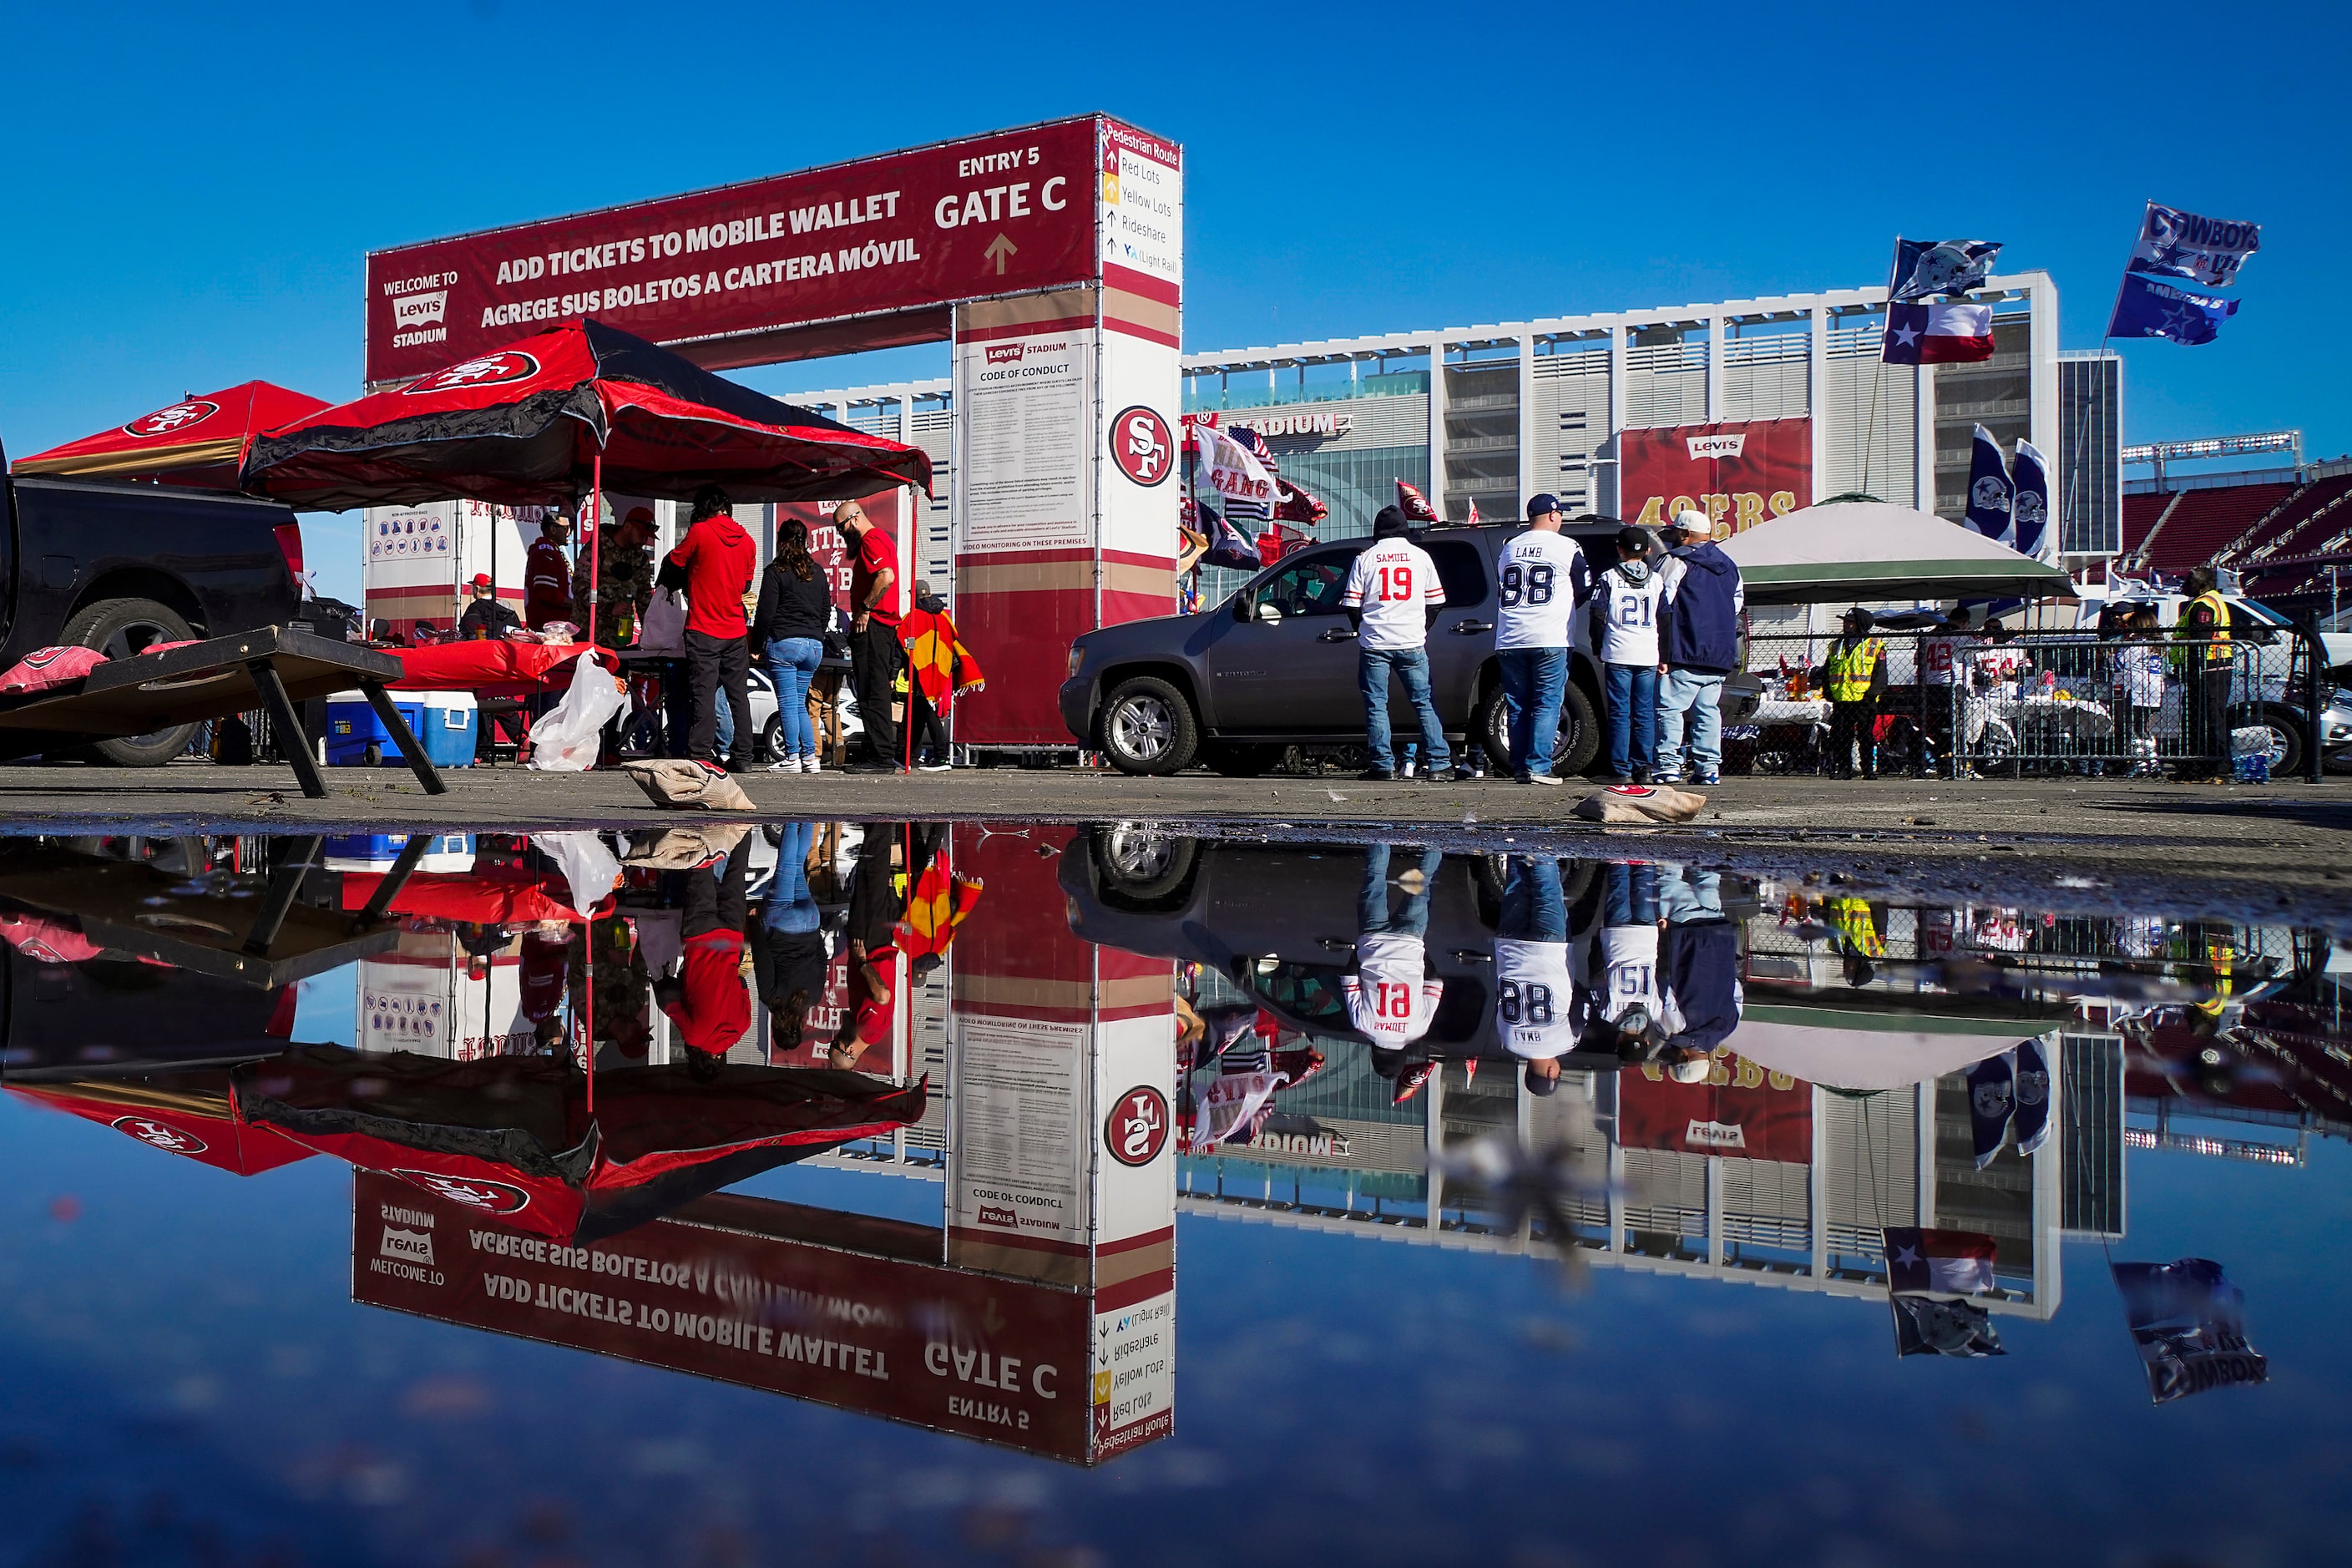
[1060,518,1760,776]
[0,441,302,763]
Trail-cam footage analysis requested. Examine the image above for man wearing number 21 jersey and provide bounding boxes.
[1591,528,1668,784]
[1344,843,1446,1053]
[1341,507,1453,781]
[1495,856,1581,1096]
[1496,493,1589,785]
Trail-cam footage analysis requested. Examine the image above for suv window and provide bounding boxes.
[1250,545,1362,617]
[1426,540,1488,605]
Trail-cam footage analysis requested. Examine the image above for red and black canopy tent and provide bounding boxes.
[242,318,933,645]
[10,380,331,488]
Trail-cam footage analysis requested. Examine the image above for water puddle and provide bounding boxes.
[0,825,2344,1564]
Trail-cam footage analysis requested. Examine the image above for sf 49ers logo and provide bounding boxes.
[124,399,220,438]
[1109,406,1174,487]
[1105,1085,1169,1166]
[111,1115,208,1156]
[402,351,540,396]
[392,1167,532,1214]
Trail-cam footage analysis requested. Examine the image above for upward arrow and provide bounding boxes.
[983,233,1017,276]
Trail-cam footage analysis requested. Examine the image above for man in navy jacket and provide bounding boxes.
[1655,509,1745,785]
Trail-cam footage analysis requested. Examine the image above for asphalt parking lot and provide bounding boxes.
[2,760,2344,926]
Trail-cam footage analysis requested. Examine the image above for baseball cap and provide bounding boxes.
[1525,493,1565,519]
[1523,1061,1562,1096]
[1615,526,1651,554]
[470,573,493,589]
[621,505,655,528]
[1663,508,1714,539]
[1842,605,1874,627]
[1668,1055,1712,1085]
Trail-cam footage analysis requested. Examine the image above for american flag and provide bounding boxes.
[1465,497,1482,525]
[1394,478,1439,522]
[1227,425,1279,475]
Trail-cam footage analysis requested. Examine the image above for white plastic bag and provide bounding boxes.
[638,589,687,655]
[530,830,623,915]
[526,653,629,771]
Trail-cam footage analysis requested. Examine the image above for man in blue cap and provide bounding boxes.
[1495,493,1589,784]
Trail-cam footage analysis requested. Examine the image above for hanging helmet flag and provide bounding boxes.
[2010,440,2056,565]
[1882,300,1994,364]
[2127,202,2260,289]
[1273,479,1328,527]
[1964,424,2013,540]
[1394,478,1439,522]
[2108,273,2241,345]
[1888,238,2003,301]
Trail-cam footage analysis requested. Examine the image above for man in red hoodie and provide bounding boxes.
[655,836,751,1072]
[662,485,757,772]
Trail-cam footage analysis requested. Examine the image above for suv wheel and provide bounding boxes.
[63,597,200,766]
[1090,823,1197,907]
[1098,675,1199,775]
[1479,680,1600,777]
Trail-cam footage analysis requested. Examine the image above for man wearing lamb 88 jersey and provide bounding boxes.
[1495,494,1591,785]
[1494,856,1581,1096]
[1341,507,1453,781]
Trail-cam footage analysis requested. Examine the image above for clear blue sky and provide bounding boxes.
[3,1,2341,604]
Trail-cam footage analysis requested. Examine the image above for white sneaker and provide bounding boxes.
[768,756,802,774]
[802,755,822,774]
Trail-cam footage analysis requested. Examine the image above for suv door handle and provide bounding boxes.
[1451,620,1495,635]
[1318,628,1357,642]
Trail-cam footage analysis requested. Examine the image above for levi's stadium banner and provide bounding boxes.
[365,115,1179,384]
[1620,418,1811,534]
[1617,1053,1811,1162]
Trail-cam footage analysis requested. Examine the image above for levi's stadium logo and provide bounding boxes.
[403,351,540,396]
[393,1168,532,1214]
[111,1115,208,1156]
[124,400,220,438]
[984,343,1024,364]
[977,1204,1019,1229]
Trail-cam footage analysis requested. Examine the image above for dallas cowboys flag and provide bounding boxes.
[2010,440,2055,564]
[2128,203,2261,288]
[1965,425,2012,540]
[2109,273,2241,345]
[2112,1257,2267,1404]
[1889,239,2003,301]
[1890,1294,2007,1358]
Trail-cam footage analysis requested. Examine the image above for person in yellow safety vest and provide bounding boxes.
[1813,607,1889,779]
[2170,564,2235,782]
[1822,894,1888,959]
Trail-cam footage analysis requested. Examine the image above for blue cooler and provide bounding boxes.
[323,832,475,872]
[322,690,475,766]
[416,690,478,767]
[323,690,421,766]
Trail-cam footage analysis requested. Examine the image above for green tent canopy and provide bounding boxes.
[1720,499,2076,606]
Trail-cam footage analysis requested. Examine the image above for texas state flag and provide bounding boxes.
[1882,1227,1999,1295]
[1882,301,1995,364]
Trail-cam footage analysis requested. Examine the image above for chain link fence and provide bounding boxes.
[1730,630,2279,778]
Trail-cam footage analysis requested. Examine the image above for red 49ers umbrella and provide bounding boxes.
[240,318,931,511]
[11,381,331,489]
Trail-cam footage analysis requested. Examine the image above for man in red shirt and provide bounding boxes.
[655,837,751,1072]
[834,498,904,773]
[831,939,902,1072]
[524,512,574,630]
[663,485,757,772]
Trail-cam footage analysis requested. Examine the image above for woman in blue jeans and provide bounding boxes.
[751,518,834,772]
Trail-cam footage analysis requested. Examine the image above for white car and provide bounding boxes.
[743,662,861,762]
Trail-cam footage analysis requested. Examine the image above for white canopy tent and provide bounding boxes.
[1720,500,2074,607]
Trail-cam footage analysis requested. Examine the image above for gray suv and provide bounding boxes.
[1059,520,1760,776]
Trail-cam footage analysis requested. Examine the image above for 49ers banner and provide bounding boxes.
[1620,418,1811,534]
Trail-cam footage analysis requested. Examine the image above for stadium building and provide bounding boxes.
[795,271,2125,587]
[2116,429,2352,613]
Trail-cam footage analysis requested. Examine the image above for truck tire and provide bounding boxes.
[1480,680,1600,777]
[1098,675,1199,775]
[1089,822,1197,908]
[62,597,200,767]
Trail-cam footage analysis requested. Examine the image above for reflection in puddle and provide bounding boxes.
[0,825,2342,1559]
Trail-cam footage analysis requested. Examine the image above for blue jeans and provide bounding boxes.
[1605,861,1659,928]
[1657,668,1725,777]
[1500,857,1566,943]
[1496,646,1568,780]
[1358,842,1442,937]
[762,821,821,934]
[1358,646,1450,774]
[763,636,824,760]
[1604,663,1657,776]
